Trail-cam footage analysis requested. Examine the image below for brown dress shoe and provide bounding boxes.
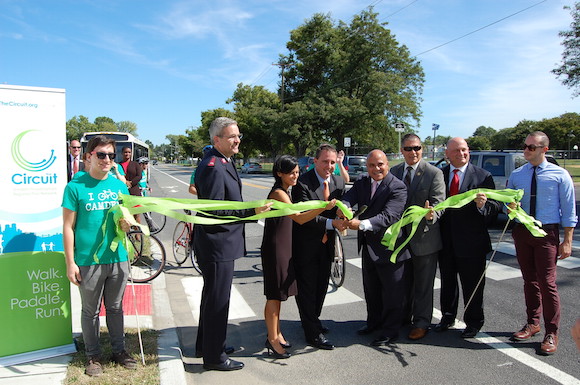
[85,356,103,377]
[512,323,541,341]
[540,333,558,355]
[408,327,428,340]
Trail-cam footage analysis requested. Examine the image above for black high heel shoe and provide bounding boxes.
[280,341,292,349]
[265,340,291,359]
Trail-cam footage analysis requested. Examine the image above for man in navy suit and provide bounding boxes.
[194,117,271,371]
[436,137,499,338]
[341,149,410,345]
[292,144,346,350]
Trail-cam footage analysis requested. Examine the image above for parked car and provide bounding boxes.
[428,159,448,169]
[240,162,263,174]
[343,155,367,179]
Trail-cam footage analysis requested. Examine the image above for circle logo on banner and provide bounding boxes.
[11,130,57,172]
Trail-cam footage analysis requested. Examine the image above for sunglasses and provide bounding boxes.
[92,151,116,160]
[70,146,81,149]
[522,144,543,152]
[403,146,422,152]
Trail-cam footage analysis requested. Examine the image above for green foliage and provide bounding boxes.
[553,2,580,97]
[466,136,491,150]
[472,126,496,138]
[66,115,97,141]
[490,113,580,149]
[116,120,138,135]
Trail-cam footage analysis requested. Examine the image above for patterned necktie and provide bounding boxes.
[371,180,378,198]
[404,166,413,187]
[449,169,460,196]
[322,180,330,200]
[530,166,537,217]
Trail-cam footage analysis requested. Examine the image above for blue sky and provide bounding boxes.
[1,0,578,147]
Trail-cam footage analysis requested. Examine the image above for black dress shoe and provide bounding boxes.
[461,326,480,339]
[195,346,235,358]
[203,358,244,371]
[307,335,334,350]
[370,335,397,346]
[357,326,374,335]
[434,319,455,332]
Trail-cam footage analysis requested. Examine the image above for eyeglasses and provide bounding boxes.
[219,134,243,140]
[523,144,543,151]
[92,151,116,160]
[70,146,81,149]
[403,146,422,152]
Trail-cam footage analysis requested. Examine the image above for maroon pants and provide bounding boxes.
[512,224,560,335]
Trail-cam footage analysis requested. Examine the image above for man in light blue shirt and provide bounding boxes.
[507,131,577,356]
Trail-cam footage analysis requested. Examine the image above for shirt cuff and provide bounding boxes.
[359,219,372,232]
[325,218,334,230]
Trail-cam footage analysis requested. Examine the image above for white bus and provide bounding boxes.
[80,132,149,163]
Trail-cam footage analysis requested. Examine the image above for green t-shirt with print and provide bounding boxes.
[62,173,130,266]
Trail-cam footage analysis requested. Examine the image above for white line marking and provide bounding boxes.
[432,311,579,384]
[485,261,522,281]
[182,276,255,323]
[346,257,361,269]
[558,256,580,269]
[154,167,189,186]
[324,284,363,306]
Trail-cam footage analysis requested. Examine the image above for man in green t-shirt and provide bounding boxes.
[62,135,136,377]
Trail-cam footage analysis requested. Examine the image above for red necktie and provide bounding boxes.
[450,169,460,196]
[73,158,79,174]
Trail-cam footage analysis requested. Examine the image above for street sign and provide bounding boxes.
[394,123,405,132]
[432,123,440,130]
[344,137,351,147]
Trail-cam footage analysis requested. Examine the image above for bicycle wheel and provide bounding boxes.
[189,230,202,275]
[144,211,166,235]
[330,233,346,287]
[172,221,191,265]
[127,231,166,283]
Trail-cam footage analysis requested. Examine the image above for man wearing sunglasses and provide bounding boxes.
[507,131,576,355]
[62,135,136,376]
[391,134,445,340]
[67,139,85,182]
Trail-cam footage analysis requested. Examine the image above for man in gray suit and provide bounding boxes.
[391,134,446,340]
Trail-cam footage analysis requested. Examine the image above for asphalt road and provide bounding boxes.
[149,164,580,385]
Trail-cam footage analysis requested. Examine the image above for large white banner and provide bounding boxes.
[0,84,75,365]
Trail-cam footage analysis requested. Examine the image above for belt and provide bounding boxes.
[515,222,558,230]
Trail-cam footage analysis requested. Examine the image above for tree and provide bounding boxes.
[472,126,496,138]
[94,116,117,132]
[466,136,491,150]
[552,2,580,97]
[66,115,97,141]
[116,120,138,136]
[279,8,424,154]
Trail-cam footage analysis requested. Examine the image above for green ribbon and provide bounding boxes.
[381,188,547,263]
[105,194,353,258]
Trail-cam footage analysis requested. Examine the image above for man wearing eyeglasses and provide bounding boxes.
[67,139,85,182]
[437,137,499,339]
[507,131,576,355]
[193,117,271,371]
[62,135,136,377]
[391,134,445,340]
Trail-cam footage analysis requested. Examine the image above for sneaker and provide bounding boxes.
[111,350,137,369]
[85,356,103,377]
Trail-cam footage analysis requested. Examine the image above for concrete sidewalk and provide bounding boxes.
[0,272,186,384]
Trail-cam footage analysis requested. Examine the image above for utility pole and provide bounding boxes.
[272,62,287,111]
[432,123,440,160]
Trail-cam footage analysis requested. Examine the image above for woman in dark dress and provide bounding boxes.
[261,155,335,358]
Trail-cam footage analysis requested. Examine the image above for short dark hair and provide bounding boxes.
[315,143,337,159]
[272,155,298,186]
[401,133,421,146]
[86,135,116,154]
[122,146,132,152]
[528,131,550,147]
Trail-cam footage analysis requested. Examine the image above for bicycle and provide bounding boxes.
[126,230,166,283]
[139,187,166,234]
[330,230,345,287]
[172,210,202,274]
